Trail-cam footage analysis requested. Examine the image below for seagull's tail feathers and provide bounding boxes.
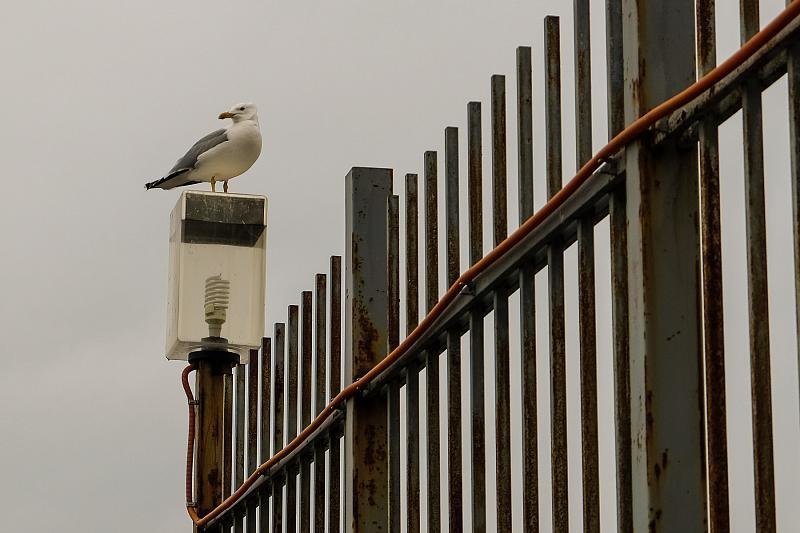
[145,169,199,190]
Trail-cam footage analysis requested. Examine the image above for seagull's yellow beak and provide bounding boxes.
[218,111,235,119]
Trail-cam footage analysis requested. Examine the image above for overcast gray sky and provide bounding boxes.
[1,1,799,531]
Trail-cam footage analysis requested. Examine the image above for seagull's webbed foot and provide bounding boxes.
[223,180,229,193]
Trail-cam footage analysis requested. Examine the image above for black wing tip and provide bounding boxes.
[145,169,191,190]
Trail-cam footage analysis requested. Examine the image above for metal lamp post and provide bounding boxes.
[165,190,268,524]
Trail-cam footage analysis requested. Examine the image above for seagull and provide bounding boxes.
[145,102,262,193]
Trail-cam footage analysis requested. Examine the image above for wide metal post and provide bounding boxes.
[193,353,235,532]
[621,1,707,531]
[344,167,392,532]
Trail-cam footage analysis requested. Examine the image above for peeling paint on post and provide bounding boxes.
[344,167,392,533]
[622,0,707,531]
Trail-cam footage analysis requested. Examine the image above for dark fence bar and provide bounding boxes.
[467,100,486,532]
[247,349,259,533]
[273,324,286,533]
[260,339,271,532]
[286,305,299,533]
[544,15,569,532]
[491,73,512,532]
[697,1,730,530]
[573,2,599,531]
[424,149,442,533]
[444,126,463,532]
[516,44,538,533]
[789,0,800,417]
[740,2,776,530]
[300,292,313,533]
[405,174,422,533]
[235,363,246,533]
[314,274,327,533]
[329,256,342,533]
[604,0,631,529]
[387,194,402,532]
[223,367,234,533]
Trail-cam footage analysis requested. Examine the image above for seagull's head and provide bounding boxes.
[218,102,258,123]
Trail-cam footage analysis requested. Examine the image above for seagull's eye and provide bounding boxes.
[239,106,245,111]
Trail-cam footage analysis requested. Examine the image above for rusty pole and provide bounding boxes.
[343,167,392,532]
[193,352,236,532]
[622,0,707,530]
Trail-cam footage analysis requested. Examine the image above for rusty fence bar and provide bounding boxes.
[544,15,569,533]
[286,305,299,533]
[272,324,285,533]
[329,255,342,533]
[740,2,777,531]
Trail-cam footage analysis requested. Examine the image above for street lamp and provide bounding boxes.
[165,190,267,364]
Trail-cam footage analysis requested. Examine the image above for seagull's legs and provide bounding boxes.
[211,177,216,193]
[223,180,229,193]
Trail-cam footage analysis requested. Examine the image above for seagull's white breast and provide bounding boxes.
[195,120,262,181]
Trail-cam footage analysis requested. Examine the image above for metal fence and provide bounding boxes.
[185,0,800,531]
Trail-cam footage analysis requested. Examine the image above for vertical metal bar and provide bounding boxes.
[544,16,568,532]
[273,324,286,533]
[387,194,402,532]
[424,151,441,532]
[405,174,421,533]
[388,195,400,350]
[406,364,421,533]
[314,275,327,533]
[426,349,441,533]
[445,126,463,532]
[789,0,800,423]
[608,188,631,533]
[605,0,624,139]
[494,291,512,532]
[467,307,486,533]
[545,17,563,199]
[696,1,730,530]
[222,367,234,533]
[425,151,439,312]
[247,349,259,533]
[577,220,599,533]
[300,291,313,533]
[344,167,392,533]
[573,3,599,531]
[739,3,776,529]
[445,128,460,287]
[387,380,402,533]
[491,75,507,245]
[517,47,534,223]
[406,174,420,332]
[517,44,538,533]
[574,0,593,167]
[622,0,706,529]
[467,99,487,532]
[261,338,271,461]
[286,305,299,533]
[468,102,483,265]
[329,256,342,533]
[445,332,462,532]
[235,363,246,533]
[490,72,512,532]
[606,0,631,529]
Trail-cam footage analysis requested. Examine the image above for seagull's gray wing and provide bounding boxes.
[145,128,229,190]
[169,128,229,173]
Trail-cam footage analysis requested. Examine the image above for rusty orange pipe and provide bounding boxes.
[182,1,800,527]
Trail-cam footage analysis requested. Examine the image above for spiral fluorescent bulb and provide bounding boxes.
[204,274,230,338]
